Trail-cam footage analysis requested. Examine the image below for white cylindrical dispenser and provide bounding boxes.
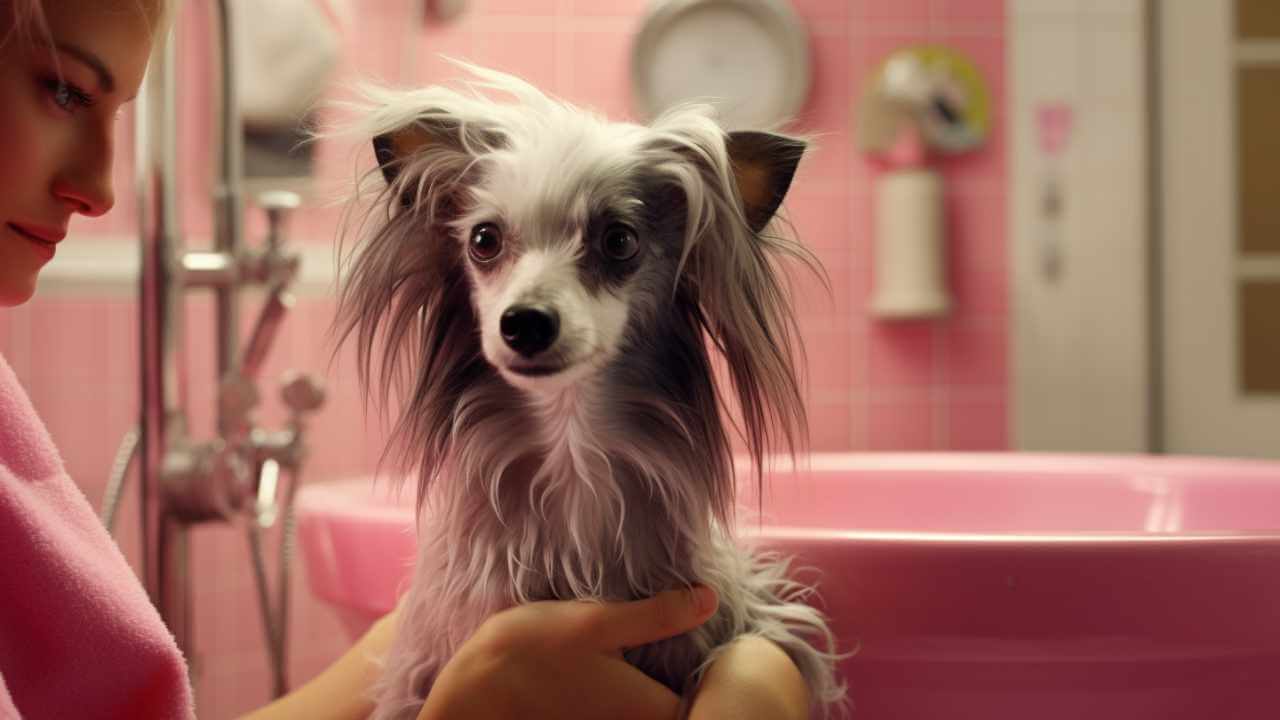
[870,168,949,318]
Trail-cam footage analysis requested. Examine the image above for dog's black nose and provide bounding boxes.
[500,305,559,358]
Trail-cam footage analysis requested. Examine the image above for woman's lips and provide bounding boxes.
[8,223,60,260]
[10,222,66,243]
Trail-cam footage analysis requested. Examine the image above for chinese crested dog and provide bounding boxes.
[334,62,847,719]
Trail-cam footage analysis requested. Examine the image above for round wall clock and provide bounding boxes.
[631,0,811,130]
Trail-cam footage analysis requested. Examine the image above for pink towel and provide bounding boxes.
[0,354,193,720]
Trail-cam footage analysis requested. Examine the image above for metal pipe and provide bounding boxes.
[136,20,193,659]
[213,0,245,437]
[181,250,237,286]
[242,291,294,381]
[132,1,320,703]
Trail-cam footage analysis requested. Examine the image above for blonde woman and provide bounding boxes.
[0,2,810,718]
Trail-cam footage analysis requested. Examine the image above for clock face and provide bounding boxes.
[632,0,810,130]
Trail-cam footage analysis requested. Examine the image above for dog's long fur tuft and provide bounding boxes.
[332,60,849,719]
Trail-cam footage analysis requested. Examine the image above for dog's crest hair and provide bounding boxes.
[331,59,849,719]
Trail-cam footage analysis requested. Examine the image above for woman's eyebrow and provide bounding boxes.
[54,42,115,94]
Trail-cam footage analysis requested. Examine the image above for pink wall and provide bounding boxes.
[0,1,1005,716]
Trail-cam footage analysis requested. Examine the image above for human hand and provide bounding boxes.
[417,586,719,720]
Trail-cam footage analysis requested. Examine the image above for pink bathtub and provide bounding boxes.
[296,453,1280,719]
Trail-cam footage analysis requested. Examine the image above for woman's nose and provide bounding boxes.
[53,123,116,217]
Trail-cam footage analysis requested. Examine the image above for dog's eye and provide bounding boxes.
[601,224,639,261]
[469,223,504,263]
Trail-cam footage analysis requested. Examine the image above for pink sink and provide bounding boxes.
[296,453,1280,720]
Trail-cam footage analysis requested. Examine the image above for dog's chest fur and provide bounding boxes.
[368,384,794,719]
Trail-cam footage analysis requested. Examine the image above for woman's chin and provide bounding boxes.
[0,272,38,307]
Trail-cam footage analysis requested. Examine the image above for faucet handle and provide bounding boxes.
[280,371,325,416]
[256,190,302,251]
[257,189,302,214]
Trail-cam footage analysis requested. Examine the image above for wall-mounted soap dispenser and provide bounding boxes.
[856,46,991,320]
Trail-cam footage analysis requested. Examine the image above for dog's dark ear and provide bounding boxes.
[652,121,817,506]
[373,124,433,185]
[726,131,806,233]
[372,118,506,187]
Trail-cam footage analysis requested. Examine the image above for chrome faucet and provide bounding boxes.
[121,0,325,699]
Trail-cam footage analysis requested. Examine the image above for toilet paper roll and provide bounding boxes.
[870,168,950,318]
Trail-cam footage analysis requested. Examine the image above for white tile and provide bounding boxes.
[1013,20,1082,102]
[1012,0,1082,22]
[1083,0,1142,21]
[1086,26,1143,102]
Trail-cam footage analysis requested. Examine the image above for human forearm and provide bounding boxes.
[236,605,400,720]
[688,636,810,720]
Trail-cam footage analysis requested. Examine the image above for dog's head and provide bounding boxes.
[337,63,817,500]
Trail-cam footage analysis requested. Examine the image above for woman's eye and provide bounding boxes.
[601,224,640,261]
[41,78,93,113]
[469,223,504,263]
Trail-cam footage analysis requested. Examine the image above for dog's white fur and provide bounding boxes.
[332,61,848,719]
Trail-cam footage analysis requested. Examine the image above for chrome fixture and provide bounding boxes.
[111,0,326,700]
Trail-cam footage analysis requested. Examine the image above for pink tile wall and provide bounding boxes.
[0,1,1005,716]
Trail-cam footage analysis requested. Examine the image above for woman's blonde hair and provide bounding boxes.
[1,0,48,48]
[2,0,173,52]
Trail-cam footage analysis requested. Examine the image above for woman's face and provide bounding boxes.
[0,0,158,306]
